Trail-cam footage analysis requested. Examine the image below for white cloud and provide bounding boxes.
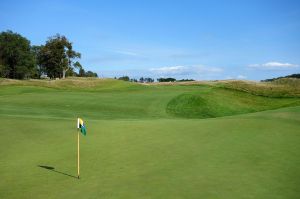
[249,61,298,70]
[149,65,223,76]
[100,65,223,80]
[237,75,247,79]
[263,62,297,68]
[113,50,139,56]
[149,65,185,73]
[225,76,233,80]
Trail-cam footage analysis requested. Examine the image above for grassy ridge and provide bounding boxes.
[1,78,300,119]
[0,77,138,91]
[217,79,300,97]
[166,87,300,118]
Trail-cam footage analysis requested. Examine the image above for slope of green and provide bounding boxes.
[1,79,299,120]
[166,87,300,118]
[0,78,300,199]
[0,77,139,91]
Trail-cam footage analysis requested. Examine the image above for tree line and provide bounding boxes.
[0,30,97,79]
[115,76,195,83]
[115,76,155,83]
[261,73,300,82]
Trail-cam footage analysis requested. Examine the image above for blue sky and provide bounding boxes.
[1,0,299,80]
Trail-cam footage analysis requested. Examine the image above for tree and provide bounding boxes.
[38,34,81,79]
[31,45,43,78]
[66,67,77,77]
[75,62,98,77]
[118,76,129,81]
[139,77,154,83]
[78,68,85,77]
[64,41,81,78]
[0,30,36,79]
[76,61,85,77]
[157,77,176,82]
[177,79,194,82]
[130,78,138,82]
[0,63,9,78]
[261,73,300,82]
[85,71,98,77]
[144,77,154,83]
[0,31,97,80]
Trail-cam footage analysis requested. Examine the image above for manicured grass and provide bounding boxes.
[166,87,300,118]
[0,78,300,198]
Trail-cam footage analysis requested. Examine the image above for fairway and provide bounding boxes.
[1,79,300,199]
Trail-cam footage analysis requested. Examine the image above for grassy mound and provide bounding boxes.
[167,87,300,118]
[0,77,138,91]
[1,78,300,120]
[167,94,213,118]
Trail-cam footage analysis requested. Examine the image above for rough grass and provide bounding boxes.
[216,79,300,97]
[0,77,138,91]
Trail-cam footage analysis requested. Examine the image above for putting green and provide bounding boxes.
[0,79,299,199]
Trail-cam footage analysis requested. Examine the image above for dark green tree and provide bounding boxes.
[0,30,36,79]
[118,76,129,81]
[64,41,81,78]
[74,62,98,77]
[31,45,43,78]
[157,77,176,82]
[38,34,81,79]
[85,71,98,77]
[76,62,86,77]
[78,68,85,77]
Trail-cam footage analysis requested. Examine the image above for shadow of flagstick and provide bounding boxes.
[38,165,78,179]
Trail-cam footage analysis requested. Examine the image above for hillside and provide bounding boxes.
[0,77,136,90]
[216,79,300,98]
[262,73,300,82]
[1,78,300,119]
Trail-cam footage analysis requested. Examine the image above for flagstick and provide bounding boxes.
[77,128,80,179]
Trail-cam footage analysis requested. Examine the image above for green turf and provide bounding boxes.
[0,78,300,199]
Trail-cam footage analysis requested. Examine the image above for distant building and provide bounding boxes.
[40,74,49,79]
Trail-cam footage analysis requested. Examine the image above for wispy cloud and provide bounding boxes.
[113,50,139,56]
[237,75,247,79]
[225,76,233,80]
[249,61,298,70]
[99,65,224,80]
[149,65,185,74]
[149,65,223,76]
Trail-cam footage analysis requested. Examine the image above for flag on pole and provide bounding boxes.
[77,118,87,136]
[76,118,86,179]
